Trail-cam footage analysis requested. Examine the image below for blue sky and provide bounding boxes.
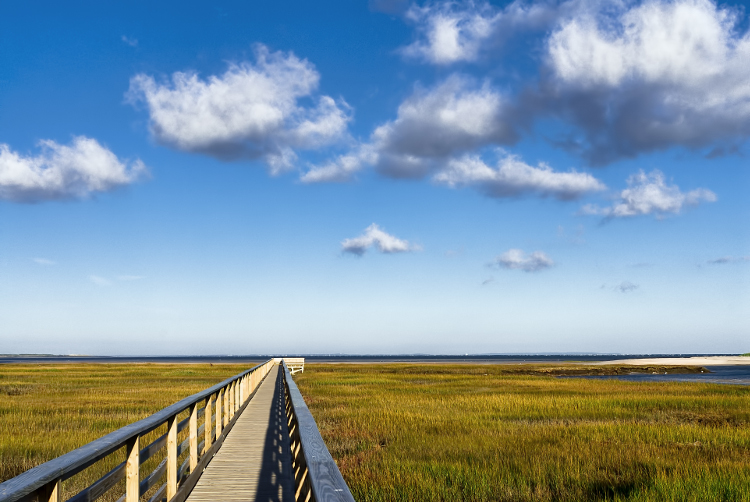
[0,0,747,355]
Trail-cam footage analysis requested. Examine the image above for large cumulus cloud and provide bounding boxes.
[543,0,750,164]
[0,137,146,203]
[127,45,351,173]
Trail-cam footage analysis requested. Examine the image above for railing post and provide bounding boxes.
[233,380,238,413]
[228,382,233,419]
[167,414,178,500]
[229,381,234,417]
[216,390,223,435]
[204,395,213,453]
[189,403,198,473]
[234,380,238,413]
[223,386,229,427]
[125,435,139,502]
[38,478,60,502]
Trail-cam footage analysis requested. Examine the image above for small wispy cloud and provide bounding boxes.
[32,258,55,266]
[121,35,138,47]
[481,276,495,286]
[341,223,420,256]
[707,256,750,265]
[614,281,639,293]
[89,275,112,286]
[492,249,553,272]
[557,224,585,245]
[117,275,146,281]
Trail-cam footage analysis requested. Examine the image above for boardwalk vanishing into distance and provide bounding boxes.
[0,359,354,502]
[187,366,294,502]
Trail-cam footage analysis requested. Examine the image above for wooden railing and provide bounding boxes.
[0,360,276,502]
[282,362,355,502]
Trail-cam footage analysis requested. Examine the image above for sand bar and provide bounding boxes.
[598,356,750,366]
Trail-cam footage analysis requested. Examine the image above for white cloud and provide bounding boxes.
[549,0,738,88]
[0,137,146,203]
[341,224,420,256]
[545,0,750,163]
[303,75,517,182]
[401,2,498,64]
[89,275,112,286]
[580,170,716,219]
[300,148,374,183]
[400,1,570,65]
[121,36,138,47]
[434,152,605,199]
[372,76,515,175]
[32,258,55,266]
[493,249,554,272]
[127,45,350,173]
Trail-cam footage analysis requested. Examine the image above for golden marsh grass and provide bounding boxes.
[2,362,749,501]
[295,364,750,502]
[0,363,254,499]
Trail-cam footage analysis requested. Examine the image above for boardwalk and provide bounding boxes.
[0,359,355,502]
[187,366,295,502]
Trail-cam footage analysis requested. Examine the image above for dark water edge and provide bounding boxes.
[562,366,750,386]
[0,353,741,364]
[2,354,748,385]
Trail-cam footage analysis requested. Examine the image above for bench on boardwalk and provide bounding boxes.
[281,357,305,375]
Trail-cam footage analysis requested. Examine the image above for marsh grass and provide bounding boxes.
[0,363,254,500]
[295,364,750,502]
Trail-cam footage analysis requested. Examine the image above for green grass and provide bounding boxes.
[294,364,750,502]
[0,363,254,499]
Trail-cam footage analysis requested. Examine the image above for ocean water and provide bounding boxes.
[565,366,750,385]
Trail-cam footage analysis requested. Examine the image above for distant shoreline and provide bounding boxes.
[0,354,747,365]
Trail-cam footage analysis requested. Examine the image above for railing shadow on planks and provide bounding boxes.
[0,358,355,502]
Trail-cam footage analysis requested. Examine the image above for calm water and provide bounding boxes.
[566,366,750,386]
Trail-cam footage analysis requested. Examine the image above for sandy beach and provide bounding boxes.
[598,356,750,366]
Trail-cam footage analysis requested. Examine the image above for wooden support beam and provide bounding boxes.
[216,389,223,435]
[125,435,139,502]
[189,403,198,473]
[204,395,213,454]
[39,478,60,502]
[223,386,229,427]
[167,414,178,500]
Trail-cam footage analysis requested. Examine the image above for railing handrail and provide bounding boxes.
[282,362,355,502]
[0,360,272,502]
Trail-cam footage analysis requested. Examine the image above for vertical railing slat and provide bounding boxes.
[189,403,198,473]
[125,435,139,502]
[167,414,178,500]
[204,395,213,454]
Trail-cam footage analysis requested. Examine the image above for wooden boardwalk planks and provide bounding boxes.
[187,366,295,502]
